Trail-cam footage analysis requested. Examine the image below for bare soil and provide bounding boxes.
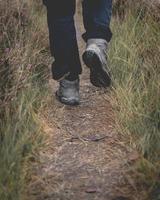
[26,4,142,200]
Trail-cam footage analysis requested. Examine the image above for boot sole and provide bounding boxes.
[82,50,111,88]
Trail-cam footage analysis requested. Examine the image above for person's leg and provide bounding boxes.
[82,0,112,42]
[82,0,112,88]
[43,0,81,105]
[44,0,82,81]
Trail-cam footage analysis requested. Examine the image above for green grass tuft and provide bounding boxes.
[109,5,160,199]
[0,0,50,199]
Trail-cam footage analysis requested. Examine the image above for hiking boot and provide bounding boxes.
[82,38,111,88]
[56,78,80,106]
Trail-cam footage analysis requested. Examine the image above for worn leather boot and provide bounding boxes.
[83,38,111,88]
[56,78,80,106]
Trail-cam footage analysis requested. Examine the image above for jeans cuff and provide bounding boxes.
[82,27,112,43]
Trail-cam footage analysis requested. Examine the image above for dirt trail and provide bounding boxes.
[27,4,141,200]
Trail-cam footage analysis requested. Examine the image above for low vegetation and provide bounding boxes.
[0,1,50,199]
[110,1,160,198]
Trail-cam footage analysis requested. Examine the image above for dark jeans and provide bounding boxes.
[43,0,112,78]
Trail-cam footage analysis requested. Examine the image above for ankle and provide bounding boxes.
[65,73,79,81]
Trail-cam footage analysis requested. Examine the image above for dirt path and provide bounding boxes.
[27,4,141,200]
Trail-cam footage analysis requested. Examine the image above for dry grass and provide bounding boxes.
[110,2,160,199]
[113,0,160,20]
[0,0,51,199]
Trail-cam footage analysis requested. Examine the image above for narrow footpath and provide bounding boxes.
[27,4,142,200]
